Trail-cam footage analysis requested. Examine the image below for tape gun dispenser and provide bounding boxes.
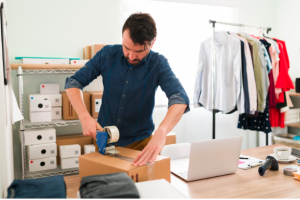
[96,126,120,155]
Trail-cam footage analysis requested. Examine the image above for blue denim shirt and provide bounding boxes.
[65,45,190,146]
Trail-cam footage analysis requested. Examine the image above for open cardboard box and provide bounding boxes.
[79,147,170,183]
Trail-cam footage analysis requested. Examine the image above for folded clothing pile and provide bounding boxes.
[80,172,140,198]
[7,175,66,198]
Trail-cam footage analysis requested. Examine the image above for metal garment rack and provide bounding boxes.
[208,20,272,146]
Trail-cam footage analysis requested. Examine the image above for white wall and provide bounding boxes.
[276,0,300,82]
[0,0,14,197]
[6,0,280,179]
[7,0,123,179]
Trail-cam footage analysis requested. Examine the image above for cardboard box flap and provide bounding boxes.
[80,147,169,171]
[115,147,169,162]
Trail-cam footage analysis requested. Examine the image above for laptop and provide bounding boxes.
[171,136,243,182]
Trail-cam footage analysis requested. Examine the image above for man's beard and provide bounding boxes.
[125,57,142,66]
[125,51,150,66]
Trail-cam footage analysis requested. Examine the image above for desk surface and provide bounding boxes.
[64,144,300,198]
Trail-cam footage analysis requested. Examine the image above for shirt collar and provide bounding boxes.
[215,31,228,45]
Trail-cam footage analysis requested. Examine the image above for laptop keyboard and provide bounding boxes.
[177,172,188,179]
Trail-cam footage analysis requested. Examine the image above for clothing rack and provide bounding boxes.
[209,19,272,146]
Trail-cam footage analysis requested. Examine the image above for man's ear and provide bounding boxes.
[150,38,156,49]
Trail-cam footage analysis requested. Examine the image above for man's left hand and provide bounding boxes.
[132,131,166,166]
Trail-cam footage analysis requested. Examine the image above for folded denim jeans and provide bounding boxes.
[7,175,66,198]
[80,172,139,198]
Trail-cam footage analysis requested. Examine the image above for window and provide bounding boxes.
[122,0,238,106]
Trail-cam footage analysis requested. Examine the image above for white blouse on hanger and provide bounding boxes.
[194,31,243,114]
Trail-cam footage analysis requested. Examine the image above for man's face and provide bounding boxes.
[122,29,155,66]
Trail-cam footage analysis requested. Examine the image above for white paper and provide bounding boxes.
[11,90,23,124]
[238,155,264,170]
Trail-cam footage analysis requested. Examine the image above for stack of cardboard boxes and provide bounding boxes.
[59,144,81,169]
[89,91,103,119]
[28,84,62,123]
[83,44,106,59]
[60,91,91,120]
[56,134,94,168]
[26,128,57,172]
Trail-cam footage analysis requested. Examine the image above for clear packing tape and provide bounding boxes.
[96,126,120,155]
[96,126,155,181]
[107,154,156,181]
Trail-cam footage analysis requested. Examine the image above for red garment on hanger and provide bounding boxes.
[273,38,294,102]
[269,38,294,128]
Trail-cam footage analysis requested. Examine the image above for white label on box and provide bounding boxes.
[51,107,62,120]
[29,100,51,112]
[29,111,52,123]
[40,84,60,94]
[28,156,57,172]
[61,157,79,169]
[59,144,81,158]
[29,94,62,107]
[26,143,57,160]
[22,58,69,64]
[24,128,56,145]
[95,99,102,112]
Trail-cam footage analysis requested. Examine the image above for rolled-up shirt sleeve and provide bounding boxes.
[158,58,190,114]
[64,48,104,90]
[168,93,190,113]
[64,77,84,90]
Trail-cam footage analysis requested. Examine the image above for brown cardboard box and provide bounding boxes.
[84,46,92,59]
[60,91,91,120]
[83,47,86,59]
[165,132,176,145]
[56,134,93,165]
[88,91,103,119]
[91,44,106,57]
[79,147,170,183]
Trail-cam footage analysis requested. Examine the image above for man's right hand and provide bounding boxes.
[80,114,103,140]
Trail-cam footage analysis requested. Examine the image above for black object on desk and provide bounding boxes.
[239,157,249,159]
[258,156,278,176]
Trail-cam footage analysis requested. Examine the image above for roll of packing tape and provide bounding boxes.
[283,167,297,176]
[104,126,120,143]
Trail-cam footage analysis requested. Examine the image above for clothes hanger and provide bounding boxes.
[263,27,272,39]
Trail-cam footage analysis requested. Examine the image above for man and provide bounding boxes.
[65,13,189,166]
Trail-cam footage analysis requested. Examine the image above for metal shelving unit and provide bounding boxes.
[26,166,79,179]
[16,64,81,179]
[24,119,81,129]
[23,69,78,74]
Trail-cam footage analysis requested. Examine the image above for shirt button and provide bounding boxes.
[126,81,128,83]
[121,107,123,109]
[123,95,125,97]
[118,119,121,122]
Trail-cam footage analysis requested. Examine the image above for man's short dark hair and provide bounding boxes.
[122,12,157,48]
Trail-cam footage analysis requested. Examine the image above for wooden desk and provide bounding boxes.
[64,144,300,198]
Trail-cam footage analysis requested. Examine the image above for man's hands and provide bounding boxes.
[132,130,166,166]
[80,114,103,140]
[65,88,102,139]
